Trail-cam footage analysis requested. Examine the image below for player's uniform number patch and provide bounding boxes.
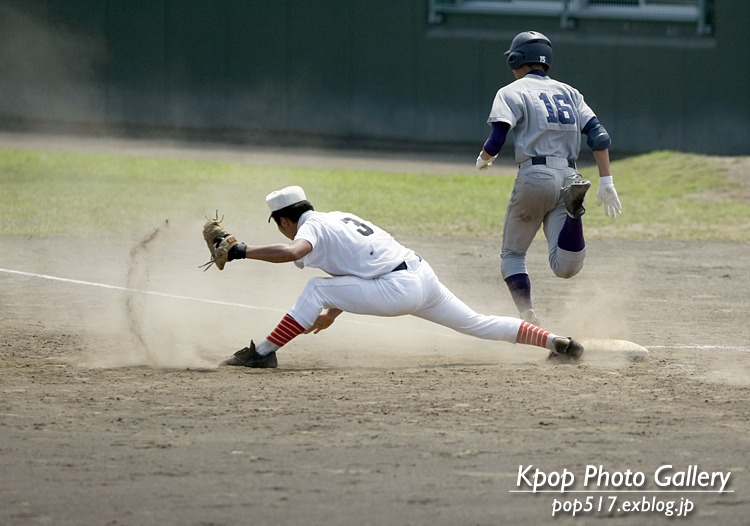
[342,217,374,236]
[533,90,577,131]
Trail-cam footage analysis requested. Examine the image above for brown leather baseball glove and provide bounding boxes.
[200,212,239,271]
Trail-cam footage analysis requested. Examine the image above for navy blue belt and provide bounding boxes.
[392,261,407,272]
[391,254,422,272]
[532,156,576,168]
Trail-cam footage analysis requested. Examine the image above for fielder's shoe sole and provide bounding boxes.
[547,337,584,364]
[222,340,278,368]
[561,180,591,219]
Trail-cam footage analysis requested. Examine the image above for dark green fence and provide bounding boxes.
[0,0,747,155]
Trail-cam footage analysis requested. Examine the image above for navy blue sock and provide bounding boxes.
[557,216,585,252]
[505,273,533,312]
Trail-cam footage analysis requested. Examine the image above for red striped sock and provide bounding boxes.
[515,321,551,348]
[266,314,305,348]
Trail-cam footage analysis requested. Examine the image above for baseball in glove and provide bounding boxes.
[200,212,246,271]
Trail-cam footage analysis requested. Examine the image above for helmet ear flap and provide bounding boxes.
[506,52,518,70]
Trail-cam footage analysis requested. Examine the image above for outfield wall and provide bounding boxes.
[0,0,747,155]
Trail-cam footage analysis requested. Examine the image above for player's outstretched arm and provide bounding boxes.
[232,239,313,264]
[593,149,622,218]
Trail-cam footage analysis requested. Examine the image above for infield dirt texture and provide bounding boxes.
[1,132,750,525]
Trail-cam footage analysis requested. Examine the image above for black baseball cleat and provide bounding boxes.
[221,340,278,368]
[547,337,584,364]
[561,179,591,219]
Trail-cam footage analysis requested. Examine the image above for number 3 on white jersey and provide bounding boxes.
[532,89,577,130]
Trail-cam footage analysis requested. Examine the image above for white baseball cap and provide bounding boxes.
[266,186,307,221]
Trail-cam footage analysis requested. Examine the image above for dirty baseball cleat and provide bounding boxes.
[222,340,278,368]
[547,337,584,364]
[561,179,591,219]
[519,308,540,325]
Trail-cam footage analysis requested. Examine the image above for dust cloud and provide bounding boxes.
[560,281,632,341]
[39,209,632,371]
[80,218,229,369]
[75,215,529,370]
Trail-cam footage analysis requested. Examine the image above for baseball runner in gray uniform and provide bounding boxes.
[202,186,585,367]
[476,31,622,325]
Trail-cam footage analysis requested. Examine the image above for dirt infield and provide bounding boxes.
[2,133,750,525]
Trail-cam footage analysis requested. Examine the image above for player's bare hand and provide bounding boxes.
[304,309,343,334]
[597,176,622,218]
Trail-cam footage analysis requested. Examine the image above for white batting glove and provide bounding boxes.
[597,176,622,218]
[476,151,497,170]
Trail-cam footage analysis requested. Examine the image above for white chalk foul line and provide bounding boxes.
[0,267,284,312]
[5,268,750,349]
[0,267,456,336]
[648,345,750,353]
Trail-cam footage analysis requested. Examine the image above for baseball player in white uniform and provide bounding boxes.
[215,186,584,368]
[476,31,622,325]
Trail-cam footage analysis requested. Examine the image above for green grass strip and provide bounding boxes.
[1,148,748,240]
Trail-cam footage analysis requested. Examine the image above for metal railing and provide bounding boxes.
[428,0,711,34]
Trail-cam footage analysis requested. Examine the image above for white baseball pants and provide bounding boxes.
[287,257,523,343]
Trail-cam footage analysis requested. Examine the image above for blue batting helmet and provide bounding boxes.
[505,31,553,71]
